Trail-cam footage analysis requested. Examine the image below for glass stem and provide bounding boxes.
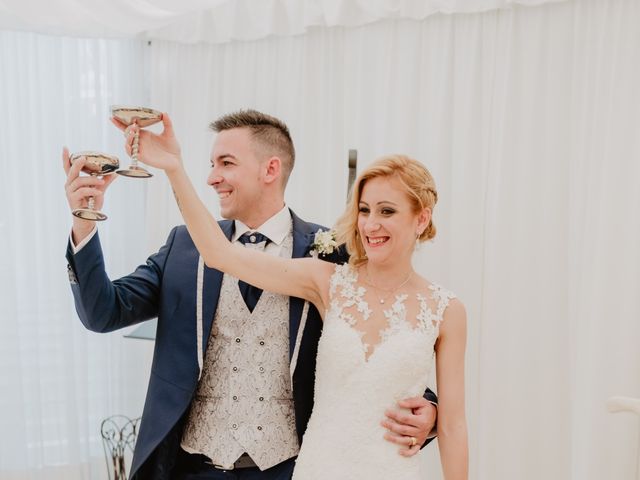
[131,128,139,168]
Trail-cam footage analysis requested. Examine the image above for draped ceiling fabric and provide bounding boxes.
[0,0,567,42]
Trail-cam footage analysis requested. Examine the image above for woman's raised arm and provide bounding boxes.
[116,113,333,313]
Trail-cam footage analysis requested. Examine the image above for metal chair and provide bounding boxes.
[100,415,141,480]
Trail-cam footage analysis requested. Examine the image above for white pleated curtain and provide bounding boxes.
[0,34,154,479]
[147,1,640,478]
[1,0,639,479]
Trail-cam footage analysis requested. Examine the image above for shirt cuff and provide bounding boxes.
[70,226,97,254]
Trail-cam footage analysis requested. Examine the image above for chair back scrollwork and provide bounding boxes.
[100,415,141,480]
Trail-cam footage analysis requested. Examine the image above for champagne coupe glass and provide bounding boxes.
[111,106,163,178]
[69,151,120,221]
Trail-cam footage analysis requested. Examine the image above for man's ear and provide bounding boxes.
[263,156,282,185]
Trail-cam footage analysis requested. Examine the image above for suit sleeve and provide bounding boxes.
[65,227,178,333]
[421,387,438,447]
[424,388,438,405]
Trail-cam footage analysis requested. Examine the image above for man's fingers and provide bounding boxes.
[384,408,415,427]
[64,149,85,183]
[65,156,87,189]
[399,444,421,457]
[413,404,436,424]
[102,173,118,189]
[383,431,401,444]
[382,406,431,444]
[381,418,419,437]
[68,187,105,210]
[383,431,414,446]
[123,128,138,155]
[62,147,71,175]
[67,176,105,193]
[70,187,104,200]
[383,432,421,457]
[397,396,429,410]
[161,112,173,135]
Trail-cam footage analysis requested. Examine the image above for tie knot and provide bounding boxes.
[238,231,270,246]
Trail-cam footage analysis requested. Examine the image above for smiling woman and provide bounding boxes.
[335,154,438,268]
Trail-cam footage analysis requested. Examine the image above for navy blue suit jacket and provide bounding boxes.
[67,211,337,479]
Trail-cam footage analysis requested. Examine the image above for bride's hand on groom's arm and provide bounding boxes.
[381,397,437,457]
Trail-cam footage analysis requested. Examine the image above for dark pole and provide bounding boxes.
[347,149,357,202]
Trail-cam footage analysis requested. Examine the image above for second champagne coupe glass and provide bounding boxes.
[111,106,163,178]
[69,151,120,221]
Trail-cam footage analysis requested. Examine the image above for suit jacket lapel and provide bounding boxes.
[201,220,235,356]
[198,213,315,366]
[289,210,316,360]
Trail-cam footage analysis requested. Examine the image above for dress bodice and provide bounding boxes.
[293,264,455,480]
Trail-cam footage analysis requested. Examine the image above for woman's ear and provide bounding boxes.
[416,207,432,236]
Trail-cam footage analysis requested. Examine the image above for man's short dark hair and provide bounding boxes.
[210,109,295,186]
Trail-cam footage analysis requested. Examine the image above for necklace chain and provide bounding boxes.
[364,267,413,305]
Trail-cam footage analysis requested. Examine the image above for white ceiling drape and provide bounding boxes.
[0,0,567,43]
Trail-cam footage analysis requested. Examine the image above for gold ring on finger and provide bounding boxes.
[409,436,417,447]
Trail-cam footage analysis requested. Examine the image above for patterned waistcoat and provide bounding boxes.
[180,232,298,470]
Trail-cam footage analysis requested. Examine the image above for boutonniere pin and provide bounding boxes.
[310,229,337,258]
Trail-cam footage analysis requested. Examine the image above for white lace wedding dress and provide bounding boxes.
[292,264,455,480]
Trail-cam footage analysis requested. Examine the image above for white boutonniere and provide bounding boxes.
[310,229,337,258]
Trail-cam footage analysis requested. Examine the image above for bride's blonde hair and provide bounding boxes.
[334,154,438,266]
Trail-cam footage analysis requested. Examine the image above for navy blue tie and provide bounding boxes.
[237,232,270,312]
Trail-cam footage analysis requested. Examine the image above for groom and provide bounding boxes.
[64,109,437,479]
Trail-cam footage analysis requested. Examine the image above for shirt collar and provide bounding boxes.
[232,205,292,246]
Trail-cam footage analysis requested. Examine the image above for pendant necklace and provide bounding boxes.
[364,267,413,305]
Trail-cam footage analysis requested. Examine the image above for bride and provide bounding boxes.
[122,114,468,479]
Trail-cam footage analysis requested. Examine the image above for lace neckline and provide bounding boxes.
[328,264,453,362]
